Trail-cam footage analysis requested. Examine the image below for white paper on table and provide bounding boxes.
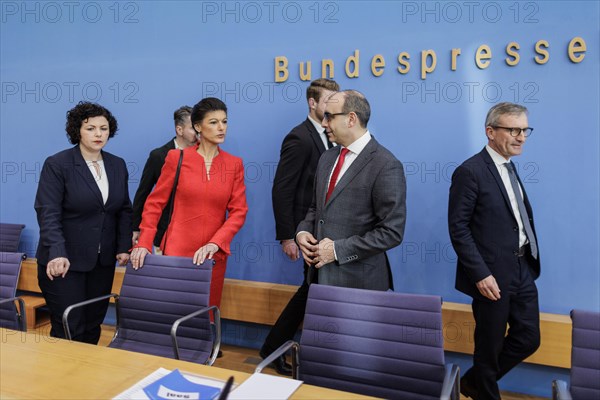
[228,373,303,400]
[113,367,230,400]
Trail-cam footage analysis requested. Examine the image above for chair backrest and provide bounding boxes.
[0,223,25,252]
[0,252,25,330]
[300,284,446,399]
[109,255,214,364]
[570,309,600,399]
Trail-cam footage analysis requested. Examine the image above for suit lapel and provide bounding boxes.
[163,138,176,153]
[103,152,115,206]
[305,119,327,155]
[317,151,336,208]
[72,146,104,206]
[512,161,535,218]
[324,139,377,208]
[480,149,516,222]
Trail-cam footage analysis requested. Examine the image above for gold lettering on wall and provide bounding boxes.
[397,52,410,74]
[274,56,289,83]
[273,37,587,82]
[322,59,334,78]
[475,45,492,69]
[371,54,385,77]
[345,50,360,78]
[451,48,461,71]
[505,42,520,66]
[535,40,550,64]
[568,37,586,63]
[421,50,437,79]
[300,61,311,81]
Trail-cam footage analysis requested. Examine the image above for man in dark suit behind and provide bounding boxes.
[260,78,339,375]
[297,90,406,290]
[449,102,541,400]
[131,106,196,248]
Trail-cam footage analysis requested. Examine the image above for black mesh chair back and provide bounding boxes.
[569,309,600,399]
[0,223,25,252]
[110,255,216,364]
[298,284,458,399]
[0,251,26,331]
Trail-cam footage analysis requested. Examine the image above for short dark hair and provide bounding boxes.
[341,90,371,128]
[174,106,192,127]
[306,79,340,103]
[191,97,227,133]
[65,101,118,145]
[485,102,528,127]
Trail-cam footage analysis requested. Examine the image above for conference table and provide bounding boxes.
[0,328,372,399]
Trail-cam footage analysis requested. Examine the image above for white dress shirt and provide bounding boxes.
[307,115,332,150]
[327,131,372,188]
[485,145,527,247]
[86,160,108,205]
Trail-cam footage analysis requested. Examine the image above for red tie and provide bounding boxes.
[325,148,349,203]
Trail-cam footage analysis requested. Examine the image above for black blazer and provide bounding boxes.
[132,138,175,246]
[448,148,541,300]
[272,118,327,240]
[35,146,132,270]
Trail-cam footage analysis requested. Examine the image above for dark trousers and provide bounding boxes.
[37,258,115,344]
[463,253,541,400]
[261,263,315,354]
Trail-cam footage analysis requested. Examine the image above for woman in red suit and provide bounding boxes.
[131,98,248,309]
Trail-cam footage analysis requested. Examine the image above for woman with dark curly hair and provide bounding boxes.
[34,101,132,343]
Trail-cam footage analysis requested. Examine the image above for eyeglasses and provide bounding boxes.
[323,112,348,121]
[490,126,534,137]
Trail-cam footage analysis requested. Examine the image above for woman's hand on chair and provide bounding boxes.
[130,247,150,270]
[193,243,219,266]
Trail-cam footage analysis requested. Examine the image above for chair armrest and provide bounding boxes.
[0,296,27,332]
[440,363,460,400]
[62,293,119,340]
[552,379,572,400]
[171,305,221,366]
[255,340,300,379]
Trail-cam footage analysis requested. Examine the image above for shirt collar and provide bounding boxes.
[346,131,372,155]
[307,115,325,134]
[486,144,510,166]
[174,138,183,150]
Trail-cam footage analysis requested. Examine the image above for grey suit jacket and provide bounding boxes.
[297,137,406,290]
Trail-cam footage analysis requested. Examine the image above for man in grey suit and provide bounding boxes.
[296,90,406,290]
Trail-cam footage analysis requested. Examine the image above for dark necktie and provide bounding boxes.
[505,163,538,259]
[325,148,349,203]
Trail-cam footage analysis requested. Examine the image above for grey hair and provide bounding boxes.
[485,102,528,127]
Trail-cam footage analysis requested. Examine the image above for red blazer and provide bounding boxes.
[138,145,248,258]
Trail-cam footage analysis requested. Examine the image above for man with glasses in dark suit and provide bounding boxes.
[449,102,541,400]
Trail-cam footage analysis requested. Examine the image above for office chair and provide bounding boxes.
[0,223,25,253]
[256,284,460,399]
[0,251,27,331]
[63,255,221,365]
[552,309,600,400]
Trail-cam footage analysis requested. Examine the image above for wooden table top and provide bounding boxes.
[0,328,372,399]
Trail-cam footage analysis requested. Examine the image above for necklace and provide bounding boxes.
[87,160,103,180]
